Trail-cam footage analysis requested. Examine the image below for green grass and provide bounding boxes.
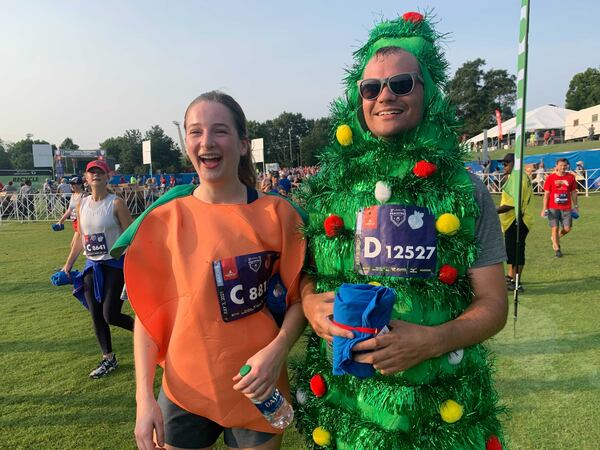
[1,195,599,449]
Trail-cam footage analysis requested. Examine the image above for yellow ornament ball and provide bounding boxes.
[436,213,461,235]
[312,426,331,446]
[368,281,382,286]
[439,399,464,423]
[336,124,353,146]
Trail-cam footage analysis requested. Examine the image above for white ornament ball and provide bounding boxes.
[448,348,464,365]
[296,389,307,405]
[374,181,392,203]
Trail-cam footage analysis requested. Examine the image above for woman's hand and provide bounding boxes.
[232,338,288,402]
[302,289,353,343]
[60,263,73,278]
[134,396,165,450]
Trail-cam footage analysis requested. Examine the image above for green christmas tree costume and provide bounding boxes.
[293,12,506,450]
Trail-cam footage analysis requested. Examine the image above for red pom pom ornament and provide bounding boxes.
[413,160,438,178]
[402,12,424,24]
[310,374,327,398]
[486,435,503,450]
[438,264,458,285]
[324,215,344,237]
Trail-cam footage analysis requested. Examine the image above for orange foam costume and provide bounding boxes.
[111,186,306,433]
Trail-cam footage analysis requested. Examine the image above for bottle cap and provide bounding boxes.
[239,364,251,377]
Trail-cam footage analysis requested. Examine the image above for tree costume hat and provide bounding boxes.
[337,12,455,147]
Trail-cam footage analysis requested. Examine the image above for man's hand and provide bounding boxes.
[352,320,439,375]
[302,288,353,343]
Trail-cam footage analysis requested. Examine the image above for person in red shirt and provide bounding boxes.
[541,158,578,257]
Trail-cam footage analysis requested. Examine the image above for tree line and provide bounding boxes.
[2,65,598,171]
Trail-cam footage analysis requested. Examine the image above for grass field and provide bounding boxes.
[1,194,599,449]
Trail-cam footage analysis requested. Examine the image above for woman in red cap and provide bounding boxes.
[61,159,134,378]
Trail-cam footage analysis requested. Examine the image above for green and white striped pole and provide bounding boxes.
[510,0,531,336]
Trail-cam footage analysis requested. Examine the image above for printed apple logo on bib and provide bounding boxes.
[355,205,436,278]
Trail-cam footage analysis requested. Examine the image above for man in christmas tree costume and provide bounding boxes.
[295,12,508,450]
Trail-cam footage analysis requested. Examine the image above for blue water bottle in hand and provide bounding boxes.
[239,364,294,429]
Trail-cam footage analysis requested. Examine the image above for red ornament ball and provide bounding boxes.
[402,12,424,23]
[438,264,458,285]
[413,160,438,178]
[486,435,503,450]
[324,215,344,237]
[310,374,327,398]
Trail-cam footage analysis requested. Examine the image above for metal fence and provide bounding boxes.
[475,169,599,196]
[0,186,163,222]
[1,171,598,222]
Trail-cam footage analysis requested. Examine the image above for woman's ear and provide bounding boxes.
[240,139,250,156]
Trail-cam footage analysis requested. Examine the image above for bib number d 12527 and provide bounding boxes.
[212,251,279,322]
[355,205,437,278]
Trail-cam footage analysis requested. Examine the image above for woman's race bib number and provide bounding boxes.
[84,233,108,257]
[355,205,437,278]
[212,251,279,322]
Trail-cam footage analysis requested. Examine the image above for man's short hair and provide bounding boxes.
[556,158,569,165]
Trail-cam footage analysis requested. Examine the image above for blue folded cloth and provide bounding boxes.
[50,270,80,286]
[332,283,396,378]
[51,223,65,231]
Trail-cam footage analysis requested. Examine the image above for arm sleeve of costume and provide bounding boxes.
[470,174,507,268]
[122,206,180,362]
[277,200,307,307]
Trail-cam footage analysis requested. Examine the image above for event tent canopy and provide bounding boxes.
[467,104,574,145]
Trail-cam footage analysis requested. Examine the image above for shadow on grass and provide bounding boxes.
[519,276,599,296]
[497,373,600,397]
[0,392,136,427]
[0,337,101,354]
[2,281,62,294]
[493,332,600,356]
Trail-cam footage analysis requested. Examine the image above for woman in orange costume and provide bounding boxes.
[112,92,306,450]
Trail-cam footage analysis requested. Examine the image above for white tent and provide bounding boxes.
[467,104,574,146]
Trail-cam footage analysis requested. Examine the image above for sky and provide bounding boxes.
[1,0,599,149]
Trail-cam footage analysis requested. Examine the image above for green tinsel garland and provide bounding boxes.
[293,11,507,450]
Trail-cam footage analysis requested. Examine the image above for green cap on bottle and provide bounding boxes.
[239,364,251,377]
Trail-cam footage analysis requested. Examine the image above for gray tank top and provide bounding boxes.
[79,194,121,261]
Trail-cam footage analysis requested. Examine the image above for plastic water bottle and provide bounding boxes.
[239,364,294,429]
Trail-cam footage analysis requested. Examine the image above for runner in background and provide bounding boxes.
[61,160,134,378]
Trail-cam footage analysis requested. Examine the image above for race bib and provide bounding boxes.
[554,192,569,205]
[212,251,279,322]
[355,205,437,278]
[84,232,109,257]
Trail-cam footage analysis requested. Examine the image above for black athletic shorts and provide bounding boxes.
[504,220,529,265]
[157,388,276,449]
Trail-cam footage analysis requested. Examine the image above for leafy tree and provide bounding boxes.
[248,113,310,167]
[59,137,79,150]
[100,130,143,174]
[565,67,600,110]
[6,138,50,169]
[143,125,182,173]
[300,117,332,166]
[447,59,516,137]
[0,142,13,169]
[100,127,182,174]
